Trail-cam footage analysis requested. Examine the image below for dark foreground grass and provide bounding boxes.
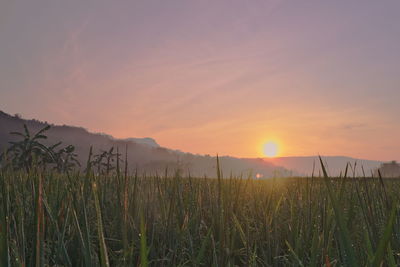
[1,165,400,266]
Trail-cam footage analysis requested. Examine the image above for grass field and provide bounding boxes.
[1,158,399,266]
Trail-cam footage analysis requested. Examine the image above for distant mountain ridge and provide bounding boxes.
[0,110,289,178]
[0,110,386,177]
[121,137,160,148]
[264,156,382,177]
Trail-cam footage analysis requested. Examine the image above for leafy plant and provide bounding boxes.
[91,147,120,175]
[2,124,80,173]
[5,124,56,171]
[53,144,80,173]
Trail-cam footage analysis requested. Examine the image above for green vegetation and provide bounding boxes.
[1,164,400,266]
[0,125,400,266]
[2,124,80,172]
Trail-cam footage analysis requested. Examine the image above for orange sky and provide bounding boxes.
[1,1,400,161]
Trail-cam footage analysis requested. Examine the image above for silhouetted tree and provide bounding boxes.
[5,124,56,171]
[2,124,81,173]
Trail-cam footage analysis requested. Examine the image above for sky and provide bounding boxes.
[1,0,400,161]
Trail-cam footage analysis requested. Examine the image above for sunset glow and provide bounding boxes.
[0,1,399,162]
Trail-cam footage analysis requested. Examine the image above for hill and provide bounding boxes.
[264,156,382,177]
[0,110,290,178]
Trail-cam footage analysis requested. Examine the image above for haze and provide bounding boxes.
[1,0,399,161]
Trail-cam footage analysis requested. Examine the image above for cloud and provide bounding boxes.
[341,123,368,130]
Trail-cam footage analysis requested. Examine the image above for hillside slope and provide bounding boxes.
[0,110,289,178]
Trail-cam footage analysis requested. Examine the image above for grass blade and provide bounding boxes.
[319,156,358,266]
[140,212,148,267]
[92,181,110,267]
[195,228,212,266]
[35,173,45,267]
[0,174,10,267]
[370,201,397,267]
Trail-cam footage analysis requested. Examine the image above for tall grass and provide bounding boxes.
[0,160,399,266]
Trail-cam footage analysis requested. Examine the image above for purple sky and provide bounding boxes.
[1,0,399,161]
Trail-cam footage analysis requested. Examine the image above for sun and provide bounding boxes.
[263,141,279,158]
